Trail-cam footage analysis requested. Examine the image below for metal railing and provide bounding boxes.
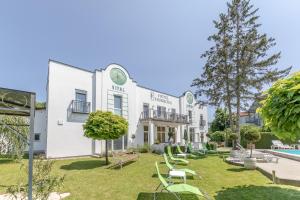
[140,110,189,124]
[71,100,91,114]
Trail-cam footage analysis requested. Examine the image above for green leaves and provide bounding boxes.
[258,72,300,140]
[83,111,128,141]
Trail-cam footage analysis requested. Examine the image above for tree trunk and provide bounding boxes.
[250,142,253,158]
[105,139,109,165]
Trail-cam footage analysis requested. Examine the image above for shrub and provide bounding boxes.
[137,144,150,153]
[210,131,225,143]
[206,142,217,150]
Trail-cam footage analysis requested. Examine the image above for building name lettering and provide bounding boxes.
[112,85,125,92]
[150,92,172,105]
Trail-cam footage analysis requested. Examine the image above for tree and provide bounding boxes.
[210,108,231,132]
[83,111,128,165]
[242,125,261,157]
[194,0,291,143]
[227,0,291,141]
[258,72,300,141]
[192,13,235,129]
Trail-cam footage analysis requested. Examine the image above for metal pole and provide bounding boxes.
[28,93,35,200]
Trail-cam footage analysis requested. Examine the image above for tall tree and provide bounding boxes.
[192,13,235,129]
[194,0,291,142]
[228,0,291,141]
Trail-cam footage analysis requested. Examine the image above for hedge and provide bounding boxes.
[241,132,295,149]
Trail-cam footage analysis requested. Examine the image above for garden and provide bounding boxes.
[1,153,300,200]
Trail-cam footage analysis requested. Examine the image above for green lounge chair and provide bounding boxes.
[176,145,197,158]
[200,143,218,154]
[187,143,205,156]
[163,153,201,178]
[154,162,210,200]
[167,146,189,164]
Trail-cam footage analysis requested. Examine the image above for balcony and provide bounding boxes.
[71,100,91,114]
[140,110,189,124]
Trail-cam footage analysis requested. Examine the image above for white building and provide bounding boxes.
[36,60,208,158]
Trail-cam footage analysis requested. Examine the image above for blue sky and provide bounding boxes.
[0,0,299,120]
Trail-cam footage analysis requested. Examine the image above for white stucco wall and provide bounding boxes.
[46,61,94,158]
[42,60,209,158]
[34,109,47,152]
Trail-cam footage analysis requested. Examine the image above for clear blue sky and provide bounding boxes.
[0,0,299,119]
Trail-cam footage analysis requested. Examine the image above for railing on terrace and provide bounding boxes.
[140,110,189,124]
[71,100,91,114]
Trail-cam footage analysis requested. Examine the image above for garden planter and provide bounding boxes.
[244,157,257,169]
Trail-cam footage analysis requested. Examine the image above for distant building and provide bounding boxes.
[239,100,263,127]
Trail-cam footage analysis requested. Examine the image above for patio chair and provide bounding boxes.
[167,146,189,164]
[154,162,210,200]
[271,140,293,149]
[163,153,200,178]
[176,145,197,158]
[187,143,205,156]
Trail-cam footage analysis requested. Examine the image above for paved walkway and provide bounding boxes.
[256,157,300,184]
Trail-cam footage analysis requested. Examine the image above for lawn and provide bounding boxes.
[1,153,300,200]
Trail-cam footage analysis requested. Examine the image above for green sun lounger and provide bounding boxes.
[176,145,198,158]
[187,143,205,156]
[163,153,201,178]
[154,162,210,200]
[167,146,189,164]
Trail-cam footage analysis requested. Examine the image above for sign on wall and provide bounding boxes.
[150,92,172,105]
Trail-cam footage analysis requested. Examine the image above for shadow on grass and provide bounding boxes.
[215,185,300,200]
[60,160,107,170]
[152,173,194,180]
[137,192,199,200]
[0,158,14,164]
[109,160,137,170]
[226,168,250,172]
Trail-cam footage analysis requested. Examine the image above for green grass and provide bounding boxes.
[1,154,300,199]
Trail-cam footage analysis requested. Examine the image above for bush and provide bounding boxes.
[164,145,186,154]
[206,142,217,150]
[210,131,225,143]
[137,144,150,153]
[242,125,261,157]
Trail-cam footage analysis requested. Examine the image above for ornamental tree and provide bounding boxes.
[83,111,128,165]
[242,125,261,157]
[258,72,300,141]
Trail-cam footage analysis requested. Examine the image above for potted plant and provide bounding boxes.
[243,125,261,169]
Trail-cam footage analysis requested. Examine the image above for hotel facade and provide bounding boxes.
[35,60,208,158]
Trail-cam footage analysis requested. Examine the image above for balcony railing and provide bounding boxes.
[71,100,91,114]
[140,110,189,124]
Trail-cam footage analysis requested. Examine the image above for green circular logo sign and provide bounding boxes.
[186,92,194,104]
[110,68,127,85]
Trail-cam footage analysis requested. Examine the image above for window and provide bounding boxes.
[143,104,149,118]
[75,89,87,113]
[114,95,122,116]
[188,110,192,122]
[34,133,40,141]
[171,108,176,114]
[144,126,149,144]
[157,106,166,118]
[157,126,166,143]
[189,128,195,142]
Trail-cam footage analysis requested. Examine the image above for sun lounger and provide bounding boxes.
[154,162,210,200]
